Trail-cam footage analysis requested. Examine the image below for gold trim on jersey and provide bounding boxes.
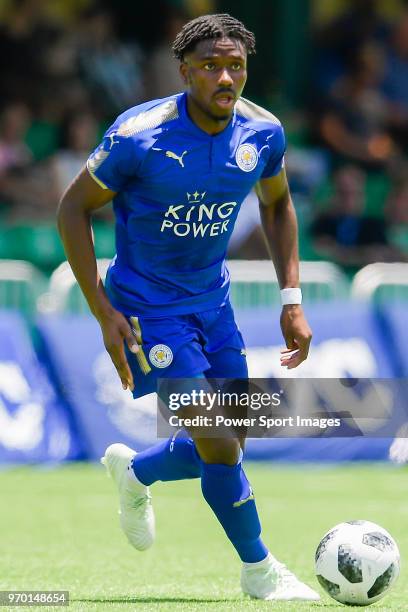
[86,165,109,189]
[88,147,109,172]
[117,99,179,138]
[86,150,110,189]
[129,316,152,375]
[86,99,179,187]
[236,97,281,126]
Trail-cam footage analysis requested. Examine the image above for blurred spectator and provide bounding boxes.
[317,43,398,168]
[0,103,32,178]
[0,0,62,106]
[385,161,408,252]
[147,11,186,99]
[77,7,145,116]
[311,165,407,269]
[48,110,113,223]
[386,164,408,225]
[0,103,64,223]
[381,12,408,148]
[43,19,91,124]
[313,0,390,94]
[50,111,98,199]
[0,102,34,215]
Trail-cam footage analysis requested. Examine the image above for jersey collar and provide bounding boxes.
[178,91,236,140]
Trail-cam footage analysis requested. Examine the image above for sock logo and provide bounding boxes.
[169,429,181,453]
[233,488,255,508]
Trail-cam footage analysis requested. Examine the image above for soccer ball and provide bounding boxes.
[315,520,400,606]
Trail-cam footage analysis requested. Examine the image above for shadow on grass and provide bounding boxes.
[74,597,235,604]
[70,596,338,610]
[73,596,330,607]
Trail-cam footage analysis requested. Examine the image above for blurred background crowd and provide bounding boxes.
[0,0,407,276]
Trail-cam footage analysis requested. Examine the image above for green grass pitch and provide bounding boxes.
[0,463,407,611]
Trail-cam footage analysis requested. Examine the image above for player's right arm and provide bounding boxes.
[57,167,138,391]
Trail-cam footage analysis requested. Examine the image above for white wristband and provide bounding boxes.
[280,287,302,305]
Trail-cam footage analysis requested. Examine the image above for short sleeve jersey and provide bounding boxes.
[87,92,285,316]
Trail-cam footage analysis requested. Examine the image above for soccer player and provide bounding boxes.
[57,13,319,601]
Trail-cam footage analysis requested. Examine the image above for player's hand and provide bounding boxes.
[97,307,139,391]
[280,305,312,369]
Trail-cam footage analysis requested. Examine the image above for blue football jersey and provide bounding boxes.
[87,92,285,316]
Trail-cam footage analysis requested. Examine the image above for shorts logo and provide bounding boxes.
[236,143,258,172]
[149,344,173,368]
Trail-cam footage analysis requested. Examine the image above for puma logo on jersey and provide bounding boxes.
[108,132,120,149]
[166,149,187,167]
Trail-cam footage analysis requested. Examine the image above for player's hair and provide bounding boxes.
[172,13,256,60]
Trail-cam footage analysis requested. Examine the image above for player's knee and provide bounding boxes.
[198,438,241,466]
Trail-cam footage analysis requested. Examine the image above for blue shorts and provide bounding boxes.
[125,301,248,399]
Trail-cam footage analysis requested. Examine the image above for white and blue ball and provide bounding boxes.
[315,520,400,606]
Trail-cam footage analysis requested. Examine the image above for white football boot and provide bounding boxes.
[389,424,408,464]
[241,552,320,601]
[101,443,155,551]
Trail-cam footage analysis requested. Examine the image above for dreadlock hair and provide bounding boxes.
[172,13,256,61]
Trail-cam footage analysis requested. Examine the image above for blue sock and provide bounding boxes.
[201,461,269,563]
[131,434,201,486]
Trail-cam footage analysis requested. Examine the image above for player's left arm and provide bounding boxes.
[256,168,312,368]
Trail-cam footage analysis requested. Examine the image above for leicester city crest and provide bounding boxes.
[236,143,258,172]
[149,344,173,368]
